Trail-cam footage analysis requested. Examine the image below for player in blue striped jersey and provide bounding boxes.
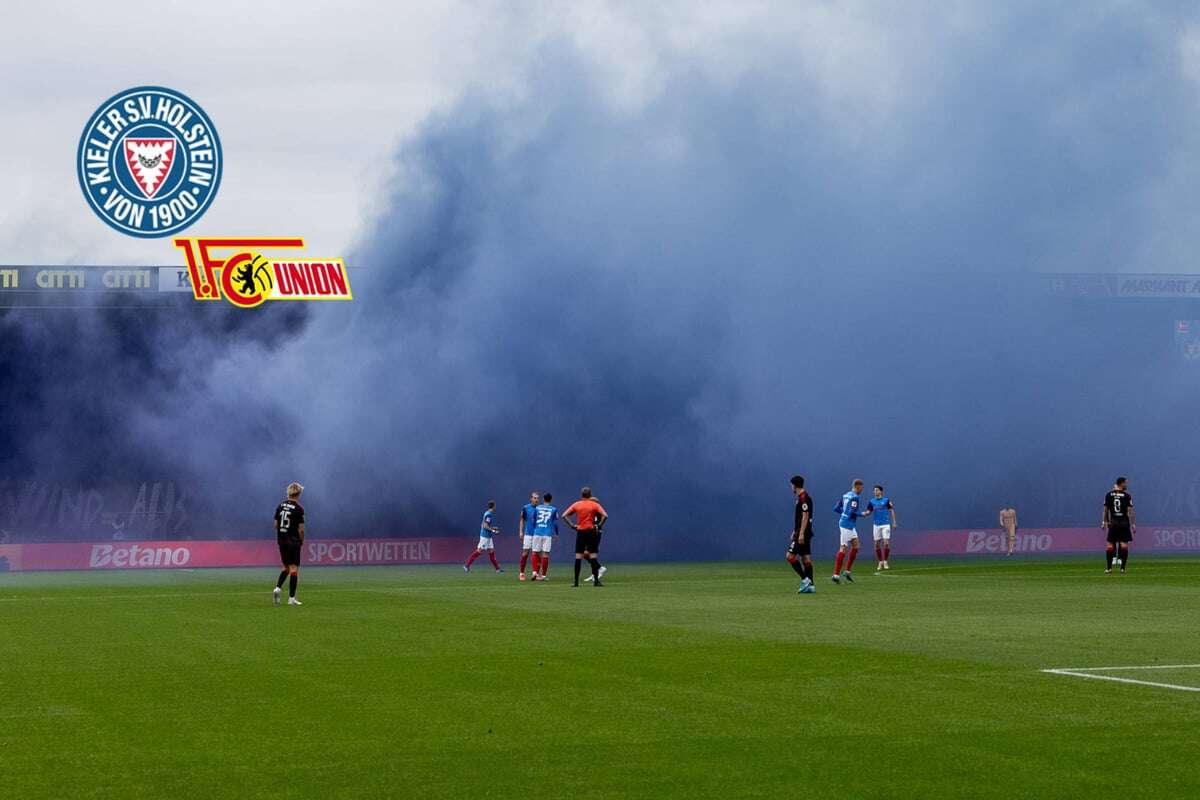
[464,501,503,573]
[517,491,540,581]
[529,493,559,581]
[866,485,897,571]
[831,479,864,583]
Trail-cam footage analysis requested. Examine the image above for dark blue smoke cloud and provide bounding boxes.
[5,7,1200,558]
[301,18,1200,557]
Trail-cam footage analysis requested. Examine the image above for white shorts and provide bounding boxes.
[520,534,536,551]
[476,536,495,551]
[839,527,859,546]
[873,525,891,541]
[528,535,552,553]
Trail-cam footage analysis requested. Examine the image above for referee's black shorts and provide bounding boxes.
[278,539,302,566]
[575,529,601,555]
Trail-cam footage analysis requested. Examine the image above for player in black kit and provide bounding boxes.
[787,475,816,593]
[273,482,306,605]
[1102,476,1135,575]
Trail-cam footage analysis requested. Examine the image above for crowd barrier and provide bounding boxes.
[897,526,1200,555]
[0,537,506,572]
[0,527,1197,571]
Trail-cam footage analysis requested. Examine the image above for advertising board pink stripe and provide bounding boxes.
[0,537,500,572]
[900,526,1200,556]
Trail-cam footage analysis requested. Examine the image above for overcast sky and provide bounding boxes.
[2,0,893,262]
[4,2,1197,269]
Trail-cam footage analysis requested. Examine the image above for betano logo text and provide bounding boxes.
[90,544,190,568]
[173,237,352,307]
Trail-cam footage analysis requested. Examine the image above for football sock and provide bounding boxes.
[846,546,858,571]
[288,573,297,598]
[834,551,845,575]
[574,558,582,582]
[875,545,883,563]
[1119,546,1129,567]
[540,555,549,575]
[532,553,542,574]
[883,543,890,561]
[789,557,805,576]
[589,557,601,578]
[519,552,529,573]
[1105,545,1114,569]
[804,562,814,581]
[466,550,481,567]
[276,570,288,589]
[488,551,500,570]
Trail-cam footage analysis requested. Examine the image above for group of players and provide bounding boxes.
[785,474,1137,594]
[267,483,610,607]
[265,475,1136,606]
[464,487,610,587]
[786,476,898,594]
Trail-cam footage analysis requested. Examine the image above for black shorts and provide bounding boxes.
[788,534,812,558]
[575,529,601,555]
[1107,526,1132,544]
[278,539,302,566]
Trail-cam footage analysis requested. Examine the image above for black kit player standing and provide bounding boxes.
[787,475,816,593]
[274,482,306,605]
[1102,476,1135,575]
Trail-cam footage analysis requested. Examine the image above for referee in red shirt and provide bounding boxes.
[563,487,608,587]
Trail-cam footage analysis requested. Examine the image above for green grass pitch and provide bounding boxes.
[2,558,1199,799]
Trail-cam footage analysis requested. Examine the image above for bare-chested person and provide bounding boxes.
[999,505,1018,555]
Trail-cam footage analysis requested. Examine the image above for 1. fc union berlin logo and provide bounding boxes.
[77,86,222,238]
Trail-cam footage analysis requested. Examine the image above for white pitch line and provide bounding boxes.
[1041,667,1200,693]
[1044,664,1200,672]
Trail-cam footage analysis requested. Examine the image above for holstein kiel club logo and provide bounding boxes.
[174,238,352,308]
[78,86,221,238]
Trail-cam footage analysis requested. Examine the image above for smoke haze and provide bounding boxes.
[4,4,1200,558]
